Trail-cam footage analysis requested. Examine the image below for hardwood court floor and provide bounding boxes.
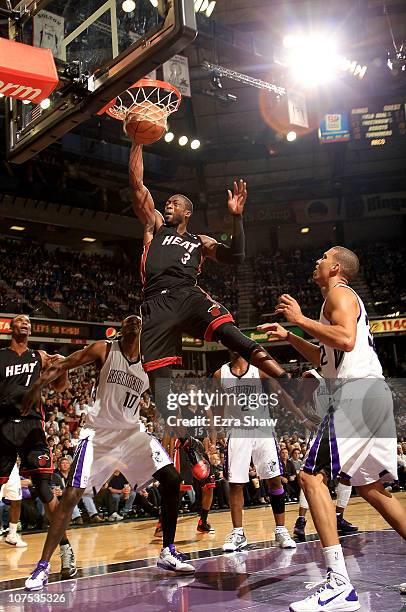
[1,492,405,583]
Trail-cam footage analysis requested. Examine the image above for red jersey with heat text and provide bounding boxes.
[141,225,204,299]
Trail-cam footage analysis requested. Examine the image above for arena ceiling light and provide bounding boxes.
[39,98,51,110]
[164,131,174,143]
[194,0,216,17]
[286,131,297,142]
[301,227,310,234]
[82,237,96,242]
[178,135,188,146]
[10,225,25,231]
[122,0,136,12]
[149,0,159,7]
[190,139,201,149]
[283,34,339,87]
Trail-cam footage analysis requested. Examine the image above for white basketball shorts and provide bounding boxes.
[0,463,22,501]
[67,426,172,493]
[302,378,397,487]
[224,428,281,483]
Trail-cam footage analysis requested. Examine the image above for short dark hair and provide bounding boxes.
[331,246,359,281]
[174,194,193,213]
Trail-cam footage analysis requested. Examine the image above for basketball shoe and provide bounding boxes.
[275,527,297,549]
[289,570,360,611]
[337,515,358,535]
[60,544,77,579]
[293,517,307,541]
[5,532,28,547]
[222,530,248,552]
[197,519,215,533]
[157,545,195,574]
[25,561,50,591]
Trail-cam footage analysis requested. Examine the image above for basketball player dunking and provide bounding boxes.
[0,315,75,577]
[214,352,296,552]
[24,315,194,591]
[259,246,406,611]
[130,143,310,440]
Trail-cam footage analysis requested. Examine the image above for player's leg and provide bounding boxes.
[2,463,27,547]
[222,434,250,552]
[293,488,309,541]
[253,436,296,548]
[196,478,215,534]
[336,479,358,534]
[25,428,94,590]
[356,480,406,538]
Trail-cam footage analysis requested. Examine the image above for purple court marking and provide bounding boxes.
[2,531,405,611]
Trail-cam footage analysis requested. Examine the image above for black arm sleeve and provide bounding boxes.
[215,214,245,265]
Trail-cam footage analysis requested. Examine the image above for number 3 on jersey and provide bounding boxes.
[181,252,190,265]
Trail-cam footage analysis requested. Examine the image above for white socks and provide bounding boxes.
[233,527,244,535]
[299,489,309,510]
[323,544,350,581]
[8,522,17,537]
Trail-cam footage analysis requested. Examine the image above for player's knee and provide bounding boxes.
[32,475,53,504]
[63,486,84,508]
[269,488,285,515]
[213,323,258,362]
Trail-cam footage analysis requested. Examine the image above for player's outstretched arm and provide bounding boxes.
[276,289,358,351]
[129,143,163,243]
[21,342,109,416]
[257,323,321,366]
[201,179,247,264]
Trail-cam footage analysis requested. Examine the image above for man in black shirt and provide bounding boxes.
[0,315,75,578]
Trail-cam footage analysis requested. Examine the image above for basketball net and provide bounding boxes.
[99,79,181,126]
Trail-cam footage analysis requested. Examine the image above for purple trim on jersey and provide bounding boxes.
[72,438,88,488]
[303,414,328,473]
[224,435,230,480]
[273,431,283,474]
[329,414,340,479]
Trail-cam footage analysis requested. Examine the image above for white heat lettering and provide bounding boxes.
[161,235,199,254]
[5,362,38,377]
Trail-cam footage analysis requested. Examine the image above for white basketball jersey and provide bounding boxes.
[86,341,149,430]
[319,284,383,379]
[220,362,268,419]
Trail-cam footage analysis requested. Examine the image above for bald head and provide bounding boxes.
[331,246,359,282]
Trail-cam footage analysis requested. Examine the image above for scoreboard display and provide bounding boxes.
[350,102,406,147]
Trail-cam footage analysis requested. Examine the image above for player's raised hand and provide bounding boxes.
[227,179,247,216]
[20,385,42,417]
[275,294,303,324]
[257,322,288,340]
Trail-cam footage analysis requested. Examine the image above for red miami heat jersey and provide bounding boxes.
[141,225,204,299]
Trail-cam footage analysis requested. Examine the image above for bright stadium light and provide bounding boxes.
[40,98,51,109]
[287,131,297,142]
[149,0,159,7]
[191,139,201,149]
[284,34,339,87]
[178,135,188,146]
[122,0,136,12]
[164,131,174,143]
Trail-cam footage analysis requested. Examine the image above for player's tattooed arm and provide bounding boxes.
[129,143,163,243]
[21,342,109,416]
[38,351,69,393]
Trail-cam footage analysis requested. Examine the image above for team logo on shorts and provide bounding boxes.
[38,454,50,467]
[153,451,163,463]
[208,304,221,317]
[268,460,277,472]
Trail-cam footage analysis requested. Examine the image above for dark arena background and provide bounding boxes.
[0,0,405,610]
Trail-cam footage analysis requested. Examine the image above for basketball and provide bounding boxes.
[124,101,167,144]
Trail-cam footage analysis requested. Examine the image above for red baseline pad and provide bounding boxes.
[0,37,58,104]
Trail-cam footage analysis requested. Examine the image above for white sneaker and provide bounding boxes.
[222,531,248,552]
[108,512,124,522]
[275,528,297,549]
[289,570,360,611]
[157,545,195,574]
[25,561,50,591]
[5,533,28,548]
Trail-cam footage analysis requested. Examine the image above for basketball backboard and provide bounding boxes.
[6,0,196,163]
